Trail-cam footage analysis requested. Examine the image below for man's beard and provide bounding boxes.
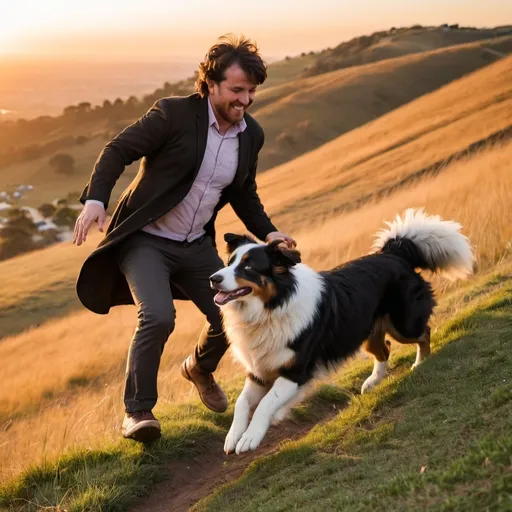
[217,101,251,124]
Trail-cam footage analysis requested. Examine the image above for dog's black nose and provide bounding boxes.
[210,273,224,284]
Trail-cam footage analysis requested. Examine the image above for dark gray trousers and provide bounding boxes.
[118,231,228,413]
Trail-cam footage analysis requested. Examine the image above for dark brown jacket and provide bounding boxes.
[76,93,276,314]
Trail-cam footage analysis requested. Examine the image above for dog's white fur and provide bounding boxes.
[361,360,388,394]
[372,208,474,280]
[218,251,324,453]
[220,256,324,378]
[225,377,299,454]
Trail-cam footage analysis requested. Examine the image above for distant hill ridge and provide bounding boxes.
[0,26,511,207]
[1,25,510,141]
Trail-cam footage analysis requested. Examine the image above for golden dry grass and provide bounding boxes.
[3,36,510,208]
[0,134,140,208]
[252,35,512,170]
[0,56,511,483]
[1,140,510,483]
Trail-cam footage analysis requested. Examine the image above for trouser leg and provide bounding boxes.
[178,238,229,373]
[119,235,176,412]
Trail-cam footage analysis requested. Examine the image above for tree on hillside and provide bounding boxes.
[53,206,79,228]
[77,102,92,115]
[63,105,79,118]
[38,203,57,218]
[125,96,140,110]
[49,153,75,175]
[0,208,37,260]
[106,98,126,122]
[75,135,89,145]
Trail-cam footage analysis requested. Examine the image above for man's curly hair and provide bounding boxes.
[195,34,267,97]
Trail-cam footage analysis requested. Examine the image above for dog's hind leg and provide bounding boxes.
[361,318,391,394]
[411,326,431,369]
[386,321,431,370]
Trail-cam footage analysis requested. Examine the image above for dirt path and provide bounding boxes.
[130,402,340,512]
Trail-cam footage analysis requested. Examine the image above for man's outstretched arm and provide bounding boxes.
[74,100,172,245]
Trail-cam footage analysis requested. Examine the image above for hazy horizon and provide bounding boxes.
[3,0,511,59]
[1,0,511,120]
[0,58,196,120]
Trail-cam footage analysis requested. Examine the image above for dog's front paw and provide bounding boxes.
[361,374,383,394]
[235,425,268,454]
[224,422,247,454]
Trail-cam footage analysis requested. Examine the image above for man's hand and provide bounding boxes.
[73,202,106,246]
[265,231,296,249]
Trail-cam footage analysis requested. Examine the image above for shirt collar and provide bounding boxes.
[207,97,247,135]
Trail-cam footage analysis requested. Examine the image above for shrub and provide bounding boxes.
[49,153,75,175]
[38,203,57,218]
[53,206,79,228]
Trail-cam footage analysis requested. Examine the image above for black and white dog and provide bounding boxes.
[210,209,473,454]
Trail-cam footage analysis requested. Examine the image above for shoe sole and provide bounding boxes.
[122,422,161,443]
[180,362,227,413]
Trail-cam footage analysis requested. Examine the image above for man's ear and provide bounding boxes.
[224,233,257,254]
[266,240,301,270]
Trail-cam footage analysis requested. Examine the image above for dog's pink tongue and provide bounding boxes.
[214,291,232,305]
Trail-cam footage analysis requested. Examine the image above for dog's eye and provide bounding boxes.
[244,265,253,271]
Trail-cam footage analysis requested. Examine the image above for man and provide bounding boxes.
[73,34,295,443]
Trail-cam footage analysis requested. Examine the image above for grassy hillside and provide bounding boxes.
[197,270,512,512]
[1,55,510,337]
[0,56,511,484]
[2,35,510,208]
[220,54,512,263]
[3,49,510,338]
[1,260,510,511]
[252,35,512,171]
[307,25,512,76]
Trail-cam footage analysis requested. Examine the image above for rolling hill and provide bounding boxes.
[1,32,511,209]
[306,24,512,75]
[0,55,511,487]
[251,34,512,171]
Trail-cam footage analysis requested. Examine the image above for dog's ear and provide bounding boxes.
[224,233,256,254]
[266,240,301,271]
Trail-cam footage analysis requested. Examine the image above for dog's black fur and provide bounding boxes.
[222,236,435,386]
[213,209,473,454]
[281,251,436,385]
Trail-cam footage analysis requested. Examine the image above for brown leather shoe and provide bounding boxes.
[180,357,228,413]
[122,411,161,443]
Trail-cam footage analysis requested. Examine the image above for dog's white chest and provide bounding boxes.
[224,319,295,380]
[221,264,324,381]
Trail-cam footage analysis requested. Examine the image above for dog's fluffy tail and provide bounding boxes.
[372,208,474,280]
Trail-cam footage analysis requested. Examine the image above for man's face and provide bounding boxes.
[208,63,257,127]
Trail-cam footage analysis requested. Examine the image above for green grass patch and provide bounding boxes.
[0,379,352,511]
[0,404,229,512]
[197,279,512,511]
[1,269,511,511]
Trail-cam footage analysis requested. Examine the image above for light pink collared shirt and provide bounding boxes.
[141,99,247,242]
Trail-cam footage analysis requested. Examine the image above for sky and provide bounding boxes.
[1,0,511,61]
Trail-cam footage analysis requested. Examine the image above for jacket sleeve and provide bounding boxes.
[79,99,172,209]
[230,135,277,241]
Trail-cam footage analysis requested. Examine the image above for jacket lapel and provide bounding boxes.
[233,128,250,189]
[195,97,209,177]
